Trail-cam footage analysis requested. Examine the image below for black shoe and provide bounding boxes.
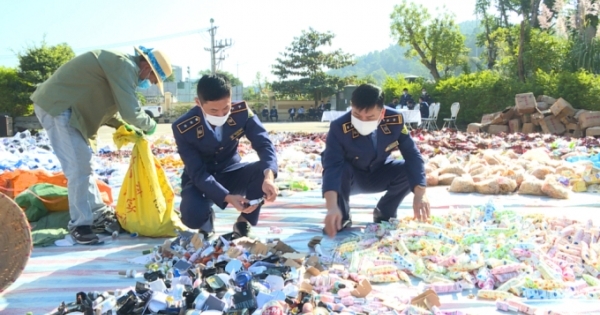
[373,208,393,223]
[322,218,352,234]
[70,226,100,245]
[233,221,251,237]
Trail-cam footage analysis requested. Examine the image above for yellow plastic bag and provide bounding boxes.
[113,126,184,237]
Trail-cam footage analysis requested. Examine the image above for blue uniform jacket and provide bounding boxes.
[172,102,278,207]
[322,107,426,195]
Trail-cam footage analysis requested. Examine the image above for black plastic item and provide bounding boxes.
[144,270,166,282]
[261,255,281,264]
[184,288,200,309]
[0,115,13,138]
[232,288,257,310]
[264,266,290,278]
[214,232,239,248]
[138,289,154,303]
[252,273,269,280]
[187,269,198,281]
[116,291,139,315]
[135,281,151,294]
[214,260,228,274]
[204,275,227,293]
[75,291,94,315]
[201,267,217,279]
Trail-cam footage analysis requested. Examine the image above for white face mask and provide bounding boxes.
[351,115,380,136]
[205,112,230,127]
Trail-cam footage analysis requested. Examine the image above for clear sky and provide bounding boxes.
[0,0,476,86]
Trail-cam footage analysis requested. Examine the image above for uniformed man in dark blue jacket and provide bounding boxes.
[322,84,430,238]
[172,74,278,238]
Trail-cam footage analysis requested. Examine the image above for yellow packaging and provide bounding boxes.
[572,180,588,192]
[113,126,185,237]
[583,164,600,184]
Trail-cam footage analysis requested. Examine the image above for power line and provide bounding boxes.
[0,28,210,59]
[204,18,233,74]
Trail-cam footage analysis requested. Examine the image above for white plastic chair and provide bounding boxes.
[442,102,460,130]
[421,103,439,131]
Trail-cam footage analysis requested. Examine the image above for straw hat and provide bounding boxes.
[134,46,173,95]
[0,192,32,293]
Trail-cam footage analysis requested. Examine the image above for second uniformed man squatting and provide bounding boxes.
[321,84,430,238]
[172,74,279,239]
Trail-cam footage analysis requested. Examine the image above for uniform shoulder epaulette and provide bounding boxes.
[176,115,201,134]
[231,101,254,118]
[342,121,360,138]
[342,121,354,133]
[382,114,403,125]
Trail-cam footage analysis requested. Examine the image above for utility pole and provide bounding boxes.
[187,66,191,102]
[204,18,232,74]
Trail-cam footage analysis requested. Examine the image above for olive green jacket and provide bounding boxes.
[30,50,154,148]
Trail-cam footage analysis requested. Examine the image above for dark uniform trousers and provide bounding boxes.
[179,162,265,233]
[337,160,411,221]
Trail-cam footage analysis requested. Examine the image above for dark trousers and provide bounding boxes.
[337,160,411,221]
[179,162,265,232]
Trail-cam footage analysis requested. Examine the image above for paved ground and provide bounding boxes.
[97,121,330,144]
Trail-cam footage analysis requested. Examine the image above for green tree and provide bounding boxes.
[390,0,469,81]
[271,28,355,105]
[198,69,243,86]
[165,73,175,82]
[13,41,75,116]
[0,67,30,116]
[17,42,75,86]
[243,72,272,102]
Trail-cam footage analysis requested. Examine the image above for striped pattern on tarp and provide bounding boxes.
[1,187,599,314]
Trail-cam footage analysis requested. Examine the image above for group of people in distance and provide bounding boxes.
[30,46,430,245]
[261,103,329,122]
[388,88,434,120]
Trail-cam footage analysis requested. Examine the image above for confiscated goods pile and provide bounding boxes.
[423,149,600,197]
[468,93,600,138]
[47,200,600,315]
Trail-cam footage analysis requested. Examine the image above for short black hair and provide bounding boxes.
[196,74,231,103]
[351,84,384,110]
[403,88,408,91]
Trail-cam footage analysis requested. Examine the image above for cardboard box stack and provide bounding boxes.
[470,93,600,138]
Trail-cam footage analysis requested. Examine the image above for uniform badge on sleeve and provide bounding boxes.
[380,124,391,134]
[385,141,399,152]
[230,128,244,140]
[342,122,354,134]
[401,125,409,135]
[197,125,204,138]
[227,117,236,126]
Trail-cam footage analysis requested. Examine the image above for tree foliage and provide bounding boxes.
[3,41,76,117]
[271,28,355,104]
[390,0,469,81]
[17,42,75,87]
[0,67,28,116]
[198,69,243,86]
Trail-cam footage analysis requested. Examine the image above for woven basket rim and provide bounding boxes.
[0,192,32,293]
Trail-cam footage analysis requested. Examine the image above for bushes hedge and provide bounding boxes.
[384,70,600,127]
